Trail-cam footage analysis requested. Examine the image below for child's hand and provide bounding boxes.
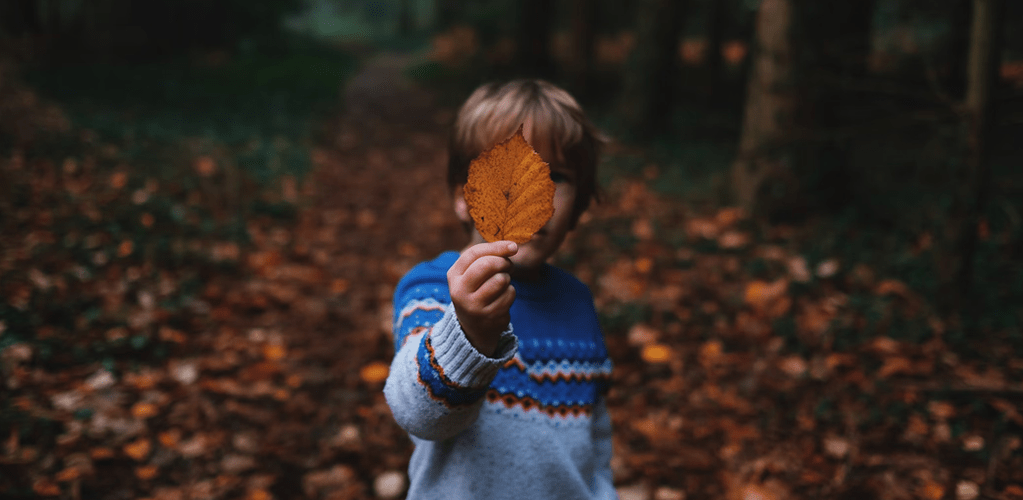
[447,241,518,357]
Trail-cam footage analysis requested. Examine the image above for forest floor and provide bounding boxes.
[1,47,1022,500]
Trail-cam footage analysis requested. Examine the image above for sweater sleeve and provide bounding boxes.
[591,395,617,498]
[385,292,517,441]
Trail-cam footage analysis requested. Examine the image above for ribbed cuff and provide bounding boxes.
[429,304,517,388]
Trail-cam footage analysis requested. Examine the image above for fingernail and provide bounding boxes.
[508,242,517,252]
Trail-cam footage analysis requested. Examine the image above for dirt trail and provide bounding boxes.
[230,51,468,496]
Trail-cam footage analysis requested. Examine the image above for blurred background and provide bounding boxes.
[1,1,1021,499]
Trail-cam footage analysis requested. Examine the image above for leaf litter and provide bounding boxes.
[0,60,1021,500]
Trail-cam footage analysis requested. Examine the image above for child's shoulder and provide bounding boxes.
[394,251,459,298]
[408,251,460,278]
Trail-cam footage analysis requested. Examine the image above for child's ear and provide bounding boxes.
[453,185,471,223]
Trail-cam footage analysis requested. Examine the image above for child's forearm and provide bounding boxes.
[384,304,517,441]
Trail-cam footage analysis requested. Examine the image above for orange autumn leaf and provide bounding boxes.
[722,40,748,65]
[263,344,286,362]
[330,278,349,294]
[123,438,151,461]
[118,240,134,257]
[744,279,788,309]
[919,481,945,500]
[110,171,128,190]
[360,361,390,384]
[126,371,158,390]
[135,465,159,481]
[739,484,776,500]
[90,447,115,460]
[32,479,61,496]
[699,340,724,366]
[195,156,217,176]
[248,489,274,500]
[641,343,673,364]
[744,279,790,317]
[877,356,913,378]
[132,402,159,419]
[55,466,80,482]
[464,125,556,243]
[158,429,181,448]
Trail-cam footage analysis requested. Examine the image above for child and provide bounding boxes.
[384,79,616,499]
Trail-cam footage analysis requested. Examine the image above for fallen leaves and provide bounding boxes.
[373,470,407,499]
[360,361,390,384]
[123,438,151,461]
[641,344,673,364]
[743,279,790,318]
[135,465,159,480]
[131,402,159,419]
[4,64,1022,500]
[261,343,287,362]
[32,479,61,496]
[464,126,556,243]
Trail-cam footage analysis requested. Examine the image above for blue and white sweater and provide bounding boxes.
[384,251,616,499]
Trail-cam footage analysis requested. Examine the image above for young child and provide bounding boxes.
[384,79,616,499]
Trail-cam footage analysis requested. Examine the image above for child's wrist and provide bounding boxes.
[463,325,503,358]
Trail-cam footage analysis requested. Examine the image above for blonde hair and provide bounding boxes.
[447,79,605,225]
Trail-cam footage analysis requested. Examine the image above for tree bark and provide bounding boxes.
[940,0,975,100]
[398,0,415,36]
[569,0,597,101]
[516,0,555,78]
[730,0,795,212]
[955,0,1006,307]
[704,0,727,101]
[3,0,41,36]
[621,0,687,137]
[435,0,461,30]
[731,0,876,217]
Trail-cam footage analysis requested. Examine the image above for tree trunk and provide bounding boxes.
[796,0,875,215]
[730,0,796,212]
[955,0,1006,307]
[731,0,875,217]
[398,0,415,36]
[940,0,975,100]
[621,0,687,137]
[569,0,597,101]
[2,0,41,36]
[516,0,555,78]
[704,0,727,101]
[435,0,461,30]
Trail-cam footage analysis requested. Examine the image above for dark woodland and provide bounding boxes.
[0,0,1021,499]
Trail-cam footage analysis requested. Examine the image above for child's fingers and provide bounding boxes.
[472,271,511,305]
[448,241,517,278]
[462,255,513,292]
[480,282,516,317]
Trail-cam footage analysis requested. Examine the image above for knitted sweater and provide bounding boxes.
[384,251,616,499]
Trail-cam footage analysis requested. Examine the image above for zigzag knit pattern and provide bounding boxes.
[392,251,612,421]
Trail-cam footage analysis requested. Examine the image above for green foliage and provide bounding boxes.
[26,45,356,182]
[3,38,358,377]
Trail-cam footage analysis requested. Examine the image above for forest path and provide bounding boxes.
[6,42,1014,500]
[223,50,470,494]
